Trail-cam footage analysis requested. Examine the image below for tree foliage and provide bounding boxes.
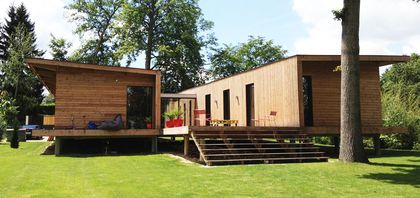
[119,0,214,92]
[0,24,34,148]
[49,34,72,61]
[209,36,287,79]
[67,0,124,65]
[0,91,19,146]
[381,54,420,150]
[0,4,44,62]
[0,4,44,122]
[154,0,213,92]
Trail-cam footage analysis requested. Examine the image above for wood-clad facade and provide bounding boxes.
[26,58,161,136]
[180,55,410,135]
[182,57,301,127]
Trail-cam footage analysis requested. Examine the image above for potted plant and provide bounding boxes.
[145,116,152,129]
[164,111,176,128]
[172,109,184,127]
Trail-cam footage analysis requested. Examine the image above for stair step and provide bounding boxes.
[207,156,329,163]
[202,147,320,152]
[205,152,324,157]
[194,134,308,137]
[191,130,327,166]
[199,142,314,146]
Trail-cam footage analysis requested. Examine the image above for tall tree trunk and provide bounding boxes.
[339,0,368,163]
[11,75,19,148]
[145,2,156,70]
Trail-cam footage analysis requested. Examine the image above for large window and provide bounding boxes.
[127,86,153,129]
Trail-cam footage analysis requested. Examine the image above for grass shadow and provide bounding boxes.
[317,144,420,159]
[361,162,420,188]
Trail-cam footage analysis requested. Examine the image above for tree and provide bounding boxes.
[210,36,287,79]
[381,54,420,150]
[0,4,44,123]
[1,24,34,148]
[66,0,124,65]
[0,4,44,61]
[49,34,72,61]
[333,0,368,162]
[120,0,214,92]
[119,0,171,69]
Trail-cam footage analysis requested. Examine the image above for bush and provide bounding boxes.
[312,136,333,145]
[363,137,374,149]
[381,54,420,150]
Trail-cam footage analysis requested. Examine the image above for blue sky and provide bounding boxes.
[0,0,419,63]
[199,0,305,54]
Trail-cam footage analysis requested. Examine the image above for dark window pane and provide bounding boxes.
[127,87,153,129]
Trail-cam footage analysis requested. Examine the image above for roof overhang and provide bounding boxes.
[26,58,160,95]
[296,54,410,66]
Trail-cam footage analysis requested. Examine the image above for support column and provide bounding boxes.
[54,137,62,155]
[151,137,158,153]
[373,134,381,156]
[333,136,340,153]
[183,135,189,156]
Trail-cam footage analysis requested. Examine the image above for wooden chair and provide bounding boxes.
[265,111,277,126]
[252,111,277,126]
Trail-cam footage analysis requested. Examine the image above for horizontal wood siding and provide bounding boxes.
[302,61,382,127]
[55,67,155,128]
[181,57,301,127]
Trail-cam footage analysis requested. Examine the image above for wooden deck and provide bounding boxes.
[32,129,160,137]
[32,126,407,138]
[189,126,407,135]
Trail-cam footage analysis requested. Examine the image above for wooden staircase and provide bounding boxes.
[191,129,328,166]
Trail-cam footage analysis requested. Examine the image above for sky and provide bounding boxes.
[1,0,420,68]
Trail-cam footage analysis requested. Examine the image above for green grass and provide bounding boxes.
[0,142,419,197]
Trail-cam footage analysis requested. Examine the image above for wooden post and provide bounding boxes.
[151,137,158,153]
[373,134,381,156]
[333,136,340,153]
[55,137,62,155]
[183,135,189,156]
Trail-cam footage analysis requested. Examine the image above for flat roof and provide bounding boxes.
[26,58,160,95]
[179,54,410,93]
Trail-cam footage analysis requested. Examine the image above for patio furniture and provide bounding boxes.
[252,111,277,126]
[209,119,238,126]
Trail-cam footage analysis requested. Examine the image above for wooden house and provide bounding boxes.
[179,55,409,135]
[25,55,409,162]
[26,58,162,153]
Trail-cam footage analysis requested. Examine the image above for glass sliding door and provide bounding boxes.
[127,86,153,129]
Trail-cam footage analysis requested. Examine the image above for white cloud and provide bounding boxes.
[0,0,80,58]
[293,0,420,55]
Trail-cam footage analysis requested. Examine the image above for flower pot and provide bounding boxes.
[174,119,183,127]
[166,120,174,128]
[146,123,152,129]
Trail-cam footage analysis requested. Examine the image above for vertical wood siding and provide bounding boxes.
[181,57,301,127]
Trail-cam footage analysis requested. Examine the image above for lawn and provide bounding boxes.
[0,142,419,197]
